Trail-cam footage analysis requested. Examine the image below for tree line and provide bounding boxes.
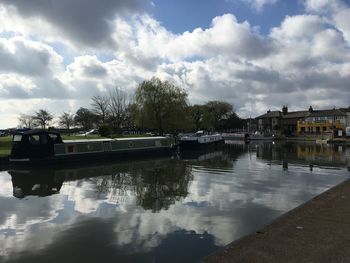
[18,77,245,135]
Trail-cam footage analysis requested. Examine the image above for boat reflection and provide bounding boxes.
[8,157,193,212]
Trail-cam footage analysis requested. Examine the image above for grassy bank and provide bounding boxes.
[0,136,11,156]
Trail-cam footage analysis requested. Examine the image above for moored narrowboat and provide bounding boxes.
[179,131,224,150]
[10,130,175,165]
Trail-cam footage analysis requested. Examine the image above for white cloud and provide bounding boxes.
[0,1,350,128]
[247,0,279,12]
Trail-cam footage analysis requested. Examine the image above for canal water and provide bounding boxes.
[0,142,349,263]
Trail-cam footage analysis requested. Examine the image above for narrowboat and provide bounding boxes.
[179,131,224,150]
[9,130,175,165]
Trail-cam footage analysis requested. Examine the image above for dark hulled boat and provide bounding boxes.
[10,130,175,165]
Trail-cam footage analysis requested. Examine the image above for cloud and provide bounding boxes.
[0,1,350,128]
[230,0,279,12]
[112,14,272,68]
[0,0,148,49]
[0,37,63,76]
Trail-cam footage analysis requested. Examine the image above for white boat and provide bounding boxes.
[179,131,224,150]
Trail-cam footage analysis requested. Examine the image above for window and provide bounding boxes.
[29,135,40,145]
[49,134,58,141]
[13,135,22,142]
[67,145,74,153]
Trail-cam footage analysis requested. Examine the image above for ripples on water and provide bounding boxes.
[0,142,349,263]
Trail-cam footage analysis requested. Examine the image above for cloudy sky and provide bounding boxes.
[0,0,349,128]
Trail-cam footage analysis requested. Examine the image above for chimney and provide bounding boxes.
[309,106,313,113]
[282,105,288,115]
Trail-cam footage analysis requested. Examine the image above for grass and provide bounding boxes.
[0,136,11,156]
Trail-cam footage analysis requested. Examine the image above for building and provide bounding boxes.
[256,105,349,136]
[340,107,350,126]
[256,106,307,135]
[256,110,281,134]
[297,107,347,134]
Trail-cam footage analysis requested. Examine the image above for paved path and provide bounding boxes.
[204,178,350,263]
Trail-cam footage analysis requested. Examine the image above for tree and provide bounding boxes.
[203,101,233,131]
[18,114,34,128]
[91,95,109,124]
[108,88,129,133]
[59,112,75,131]
[219,112,246,130]
[32,109,53,129]
[188,105,207,131]
[134,77,188,135]
[74,108,96,130]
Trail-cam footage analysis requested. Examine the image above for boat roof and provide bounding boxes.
[13,129,60,135]
[63,139,113,143]
[115,136,166,141]
[63,136,167,144]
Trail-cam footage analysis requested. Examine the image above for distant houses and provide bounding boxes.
[254,105,350,136]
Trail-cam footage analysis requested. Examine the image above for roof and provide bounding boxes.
[340,107,350,113]
[256,111,281,119]
[308,109,347,117]
[282,111,309,119]
[14,129,60,135]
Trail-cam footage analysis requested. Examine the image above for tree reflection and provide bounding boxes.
[131,160,192,212]
[8,158,193,212]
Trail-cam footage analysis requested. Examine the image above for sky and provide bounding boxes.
[0,0,350,128]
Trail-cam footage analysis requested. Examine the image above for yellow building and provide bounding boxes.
[297,120,344,133]
[297,108,347,134]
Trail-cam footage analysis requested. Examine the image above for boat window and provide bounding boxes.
[13,135,22,142]
[49,133,58,141]
[67,145,74,153]
[29,135,40,145]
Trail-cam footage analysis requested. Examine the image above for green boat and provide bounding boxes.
[10,130,175,165]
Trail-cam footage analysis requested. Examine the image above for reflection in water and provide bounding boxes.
[254,142,350,169]
[0,142,349,263]
[9,158,193,212]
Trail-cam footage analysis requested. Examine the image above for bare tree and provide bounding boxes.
[108,88,129,133]
[18,114,34,129]
[32,109,53,129]
[59,112,75,133]
[91,95,109,124]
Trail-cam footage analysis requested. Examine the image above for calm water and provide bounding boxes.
[0,142,349,263]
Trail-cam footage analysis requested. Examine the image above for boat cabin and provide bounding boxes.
[10,130,63,161]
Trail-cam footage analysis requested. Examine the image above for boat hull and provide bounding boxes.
[10,146,172,167]
[179,139,224,151]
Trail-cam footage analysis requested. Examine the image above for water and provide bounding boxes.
[0,142,349,263]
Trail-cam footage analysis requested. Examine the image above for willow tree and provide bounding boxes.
[134,77,188,135]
